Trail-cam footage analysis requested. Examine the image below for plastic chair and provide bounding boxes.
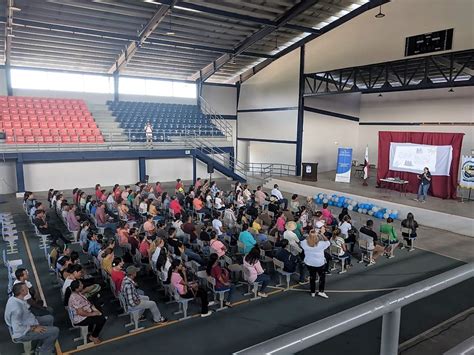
[358,238,375,266]
[273,257,295,290]
[207,276,229,311]
[118,293,144,333]
[8,326,33,355]
[66,308,89,348]
[331,244,350,273]
[242,265,262,301]
[400,227,416,251]
[380,232,395,258]
[172,286,192,321]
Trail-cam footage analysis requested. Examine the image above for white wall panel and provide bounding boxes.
[248,142,296,165]
[305,0,474,73]
[0,69,7,96]
[305,92,361,117]
[201,85,237,115]
[0,162,17,194]
[238,110,298,141]
[12,89,113,104]
[239,49,300,109]
[23,160,139,192]
[146,158,225,183]
[302,111,359,173]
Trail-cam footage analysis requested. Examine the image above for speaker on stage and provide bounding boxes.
[207,163,214,174]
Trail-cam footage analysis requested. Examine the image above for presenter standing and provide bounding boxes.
[415,167,432,203]
[144,122,153,146]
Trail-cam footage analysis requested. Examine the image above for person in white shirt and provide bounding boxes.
[214,191,224,211]
[144,122,153,144]
[300,228,330,298]
[212,214,224,238]
[271,184,288,210]
[338,215,356,252]
[330,228,352,266]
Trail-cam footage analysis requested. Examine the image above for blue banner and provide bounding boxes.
[335,147,353,183]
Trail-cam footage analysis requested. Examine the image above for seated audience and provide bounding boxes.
[14,268,51,316]
[68,280,106,344]
[290,194,300,214]
[254,186,268,208]
[330,228,352,266]
[271,184,288,210]
[111,257,125,294]
[33,209,69,245]
[121,266,167,323]
[5,283,59,353]
[275,239,306,284]
[209,231,227,257]
[169,259,212,317]
[359,220,385,261]
[380,217,399,252]
[95,203,117,231]
[321,203,335,226]
[206,253,234,307]
[243,246,270,297]
[238,223,256,254]
[401,212,419,248]
[283,221,302,255]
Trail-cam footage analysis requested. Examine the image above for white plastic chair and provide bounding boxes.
[273,257,295,290]
[207,276,229,311]
[242,265,261,301]
[8,326,33,355]
[118,292,144,333]
[67,307,89,348]
[329,245,350,274]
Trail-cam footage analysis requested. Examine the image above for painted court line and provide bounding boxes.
[414,246,466,263]
[22,231,64,355]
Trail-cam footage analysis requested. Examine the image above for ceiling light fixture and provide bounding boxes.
[166,11,175,35]
[375,5,385,18]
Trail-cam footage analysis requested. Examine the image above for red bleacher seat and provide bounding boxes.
[44,136,54,144]
[61,136,71,143]
[35,136,44,144]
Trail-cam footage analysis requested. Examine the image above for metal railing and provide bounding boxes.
[235,263,474,355]
[199,95,233,141]
[246,163,296,180]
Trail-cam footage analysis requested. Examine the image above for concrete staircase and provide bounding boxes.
[87,103,128,142]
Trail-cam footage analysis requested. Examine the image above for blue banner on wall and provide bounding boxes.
[335,148,353,183]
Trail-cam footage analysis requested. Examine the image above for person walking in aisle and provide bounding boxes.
[415,167,431,203]
[301,229,330,299]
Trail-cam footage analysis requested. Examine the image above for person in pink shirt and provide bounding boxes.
[154,182,163,196]
[276,212,287,234]
[169,259,211,317]
[321,203,335,226]
[254,186,267,207]
[116,221,130,247]
[66,205,81,231]
[169,196,182,217]
[95,184,102,200]
[209,231,226,258]
[194,177,202,190]
[243,246,270,297]
[139,235,151,259]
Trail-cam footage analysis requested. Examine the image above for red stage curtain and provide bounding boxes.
[377,132,464,199]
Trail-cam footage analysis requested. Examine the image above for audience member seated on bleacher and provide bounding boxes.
[101,248,115,275]
[63,264,101,301]
[111,257,125,294]
[95,202,117,231]
[223,204,237,231]
[338,208,351,224]
[380,218,399,252]
[121,266,167,324]
[142,215,156,237]
[66,204,81,232]
[283,221,302,255]
[243,246,270,298]
[275,212,287,235]
[87,233,102,258]
[254,186,268,208]
[359,220,385,261]
[29,201,44,219]
[207,253,235,307]
[301,229,330,299]
[401,213,419,248]
[290,194,300,214]
[321,203,335,226]
[338,215,356,252]
[212,213,225,239]
[330,228,352,267]
[33,209,69,245]
[167,227,204,265]
[271,184,288,210]
[209,231,227,257]
[181,215,198,243]
[14,269,52,316]
[5,283,59,355]
[275,239,306,284]
[68,280,107,345]
[169,259,212,318]
[239,223,257,254]
[170,196,183,217]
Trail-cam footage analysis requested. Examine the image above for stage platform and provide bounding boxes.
[265,171,474,237]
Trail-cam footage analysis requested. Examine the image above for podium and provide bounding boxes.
[302,162,318,181]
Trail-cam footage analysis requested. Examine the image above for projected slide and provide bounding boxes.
[389,143,453,176]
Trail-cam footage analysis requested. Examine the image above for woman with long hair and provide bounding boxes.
[168,259,212,317]
[401,212,419,248]
[301,229,330,299]
[243,246,270,298]
[206,253,234,307]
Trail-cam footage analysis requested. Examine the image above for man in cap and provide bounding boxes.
[120,266,167,324]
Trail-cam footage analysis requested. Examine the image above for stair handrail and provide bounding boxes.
[198,96,233,141]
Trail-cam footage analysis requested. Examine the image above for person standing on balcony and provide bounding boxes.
[144,122,153,145]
